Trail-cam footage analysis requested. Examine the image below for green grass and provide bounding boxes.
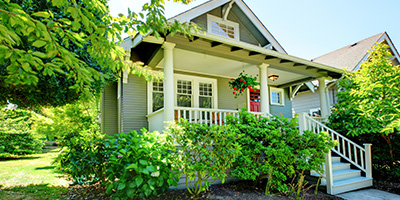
[0,147,69,199]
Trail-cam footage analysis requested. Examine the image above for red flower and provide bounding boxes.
[231,78,234,80]
[240,78,243,81]
[234,87,237,90]
[241,88,244,91]
[248,86,252,89]
[256,74,259,76]
[243,81,247,84]
[251,89,255,92]
[233,92,236,94]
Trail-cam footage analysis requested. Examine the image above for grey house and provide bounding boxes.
[293,32,400,117]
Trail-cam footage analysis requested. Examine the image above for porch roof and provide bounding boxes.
[125,33,344,88]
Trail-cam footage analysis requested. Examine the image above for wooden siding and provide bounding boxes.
[217,77,247,110]
[270,88,293,118]
[191,7,260,46]
[122,75,148,133]
[101,83,118,135]
[292,88,336,114]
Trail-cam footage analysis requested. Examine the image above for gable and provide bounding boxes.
[169,0,286,54]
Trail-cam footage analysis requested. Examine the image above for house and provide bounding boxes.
[292,32,400,118]
[100,0,371,195]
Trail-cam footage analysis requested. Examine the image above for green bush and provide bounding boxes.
[0,132,43,157]
[226,109,334,196]
[105,130,180,199]
[166,121,242,196]
[54,131,106,185]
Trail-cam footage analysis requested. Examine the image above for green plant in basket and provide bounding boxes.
[228,71,259,98]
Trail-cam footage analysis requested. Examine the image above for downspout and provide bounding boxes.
[222,0,235,20]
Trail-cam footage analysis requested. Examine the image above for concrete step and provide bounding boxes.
[332,169,361,182]
[331,156,341,163]
[331,176,373,195]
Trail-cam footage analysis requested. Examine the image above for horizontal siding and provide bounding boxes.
[270,88,293,118]
[122,75,148,133]
[217,77,247,110]
[292,88,336,115]
[101,83,118,135]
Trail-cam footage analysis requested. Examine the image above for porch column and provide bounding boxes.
[318,77,329,119]
[162,42,176,126]
[258,63,270,115]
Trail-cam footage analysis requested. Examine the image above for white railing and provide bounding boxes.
[312,117,328,123]
[174,107,264,125]
[298,113,372,194]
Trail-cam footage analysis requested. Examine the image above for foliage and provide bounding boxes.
[53,131,106,185]
[0,132,43,158]
[228,71,259,98]
[166,121,242,196]
[105,130,180,199]
[0,107,43,157]
[33,100,100,140]
[226,109,334,196]
[0,0,198,108]
[328,43,400,166]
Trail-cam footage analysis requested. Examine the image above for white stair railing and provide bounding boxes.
[298,113,372,193]
[174,107,264,125]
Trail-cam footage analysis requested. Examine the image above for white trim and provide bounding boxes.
[207,14,240,41]
[169,0,231,23]
[270,87,284,106]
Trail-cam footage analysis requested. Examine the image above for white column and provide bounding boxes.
[162,42,176,126]
[325,150,333,194]
[364,143,373,178]
[318,77,329,119]
[298,113,308,135]
[258,63,270,115]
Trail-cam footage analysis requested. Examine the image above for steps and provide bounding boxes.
[310,156,373,195]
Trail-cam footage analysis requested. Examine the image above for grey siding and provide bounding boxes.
[122,75,148,133]
[101,83,118,135]
[270,88,293,118]
[191,7,260,46]
[292,88,337,114]
[217,77,247,110]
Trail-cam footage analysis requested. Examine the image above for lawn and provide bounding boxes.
[0,147,70,200]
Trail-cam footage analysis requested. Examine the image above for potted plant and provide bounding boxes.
[229,71,259,98]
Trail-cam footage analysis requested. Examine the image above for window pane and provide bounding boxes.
[199,83,212,96]
[210,21,235,39]
[271,92,280,104]
[152,93,164,112]
[199,96,212,108]
[177,80,192,95]
[177,94,192,107]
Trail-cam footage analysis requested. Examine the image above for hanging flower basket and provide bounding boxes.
[229,71,260,98]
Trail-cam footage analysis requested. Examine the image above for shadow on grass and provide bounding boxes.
[0,184,68,200]
[35,166,56,170]
[0,156,41,161]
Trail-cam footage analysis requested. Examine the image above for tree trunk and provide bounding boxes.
[380,134,393,162]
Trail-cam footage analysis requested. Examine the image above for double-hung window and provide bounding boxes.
[270,87,285,106]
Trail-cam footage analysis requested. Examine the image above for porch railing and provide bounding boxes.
[298,113,372,194]
[174,107,265,125]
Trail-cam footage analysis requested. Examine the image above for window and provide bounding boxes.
[207,14,239,40]
[199,82,213,108]
[270,87,284,106]
[152,81,164,112]
[177,80,192,107]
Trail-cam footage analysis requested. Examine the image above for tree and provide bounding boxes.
[329,43,400,162]
[0,0,197,108]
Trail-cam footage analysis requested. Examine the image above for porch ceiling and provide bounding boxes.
[130,33,343,88]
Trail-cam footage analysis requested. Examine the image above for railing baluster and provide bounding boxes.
[347,141,351,160]
[219,112,222,125]
[360,150,364,169]
[342,137,346,156]
[354,145,358,165]
[189,110,192,123]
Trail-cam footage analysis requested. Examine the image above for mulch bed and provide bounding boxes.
[63,180,343,200]
[373,179,400,195]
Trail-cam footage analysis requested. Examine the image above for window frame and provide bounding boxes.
[147,74,218,114]
[207,14,240,41]
[270,87,285,106]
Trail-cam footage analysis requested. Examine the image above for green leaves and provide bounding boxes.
[135,175,143,186]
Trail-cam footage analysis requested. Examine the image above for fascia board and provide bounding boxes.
[169,0,231,22]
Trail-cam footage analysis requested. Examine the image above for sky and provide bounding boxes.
[108,0,400,60]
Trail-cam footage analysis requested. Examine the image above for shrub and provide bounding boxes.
[105,130,180,199]
[0,132,43,158]
[166,121,242,196]
[53,131,106,185]
[226,109,334,196]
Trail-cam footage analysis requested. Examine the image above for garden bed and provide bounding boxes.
[64,180,343,200]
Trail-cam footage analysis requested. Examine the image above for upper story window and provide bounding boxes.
[207,14,239,40]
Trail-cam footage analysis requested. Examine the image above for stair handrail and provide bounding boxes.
[299,113,369,173]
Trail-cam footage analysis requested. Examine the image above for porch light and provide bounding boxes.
[268,75,279,81]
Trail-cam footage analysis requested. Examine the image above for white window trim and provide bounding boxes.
[207,14,240,41]
[270,87,285,106]
[309,108,321,116]
[147,74,218,114]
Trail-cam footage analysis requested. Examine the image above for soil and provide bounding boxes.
[373,179,400,195]
[63,180,343,200]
